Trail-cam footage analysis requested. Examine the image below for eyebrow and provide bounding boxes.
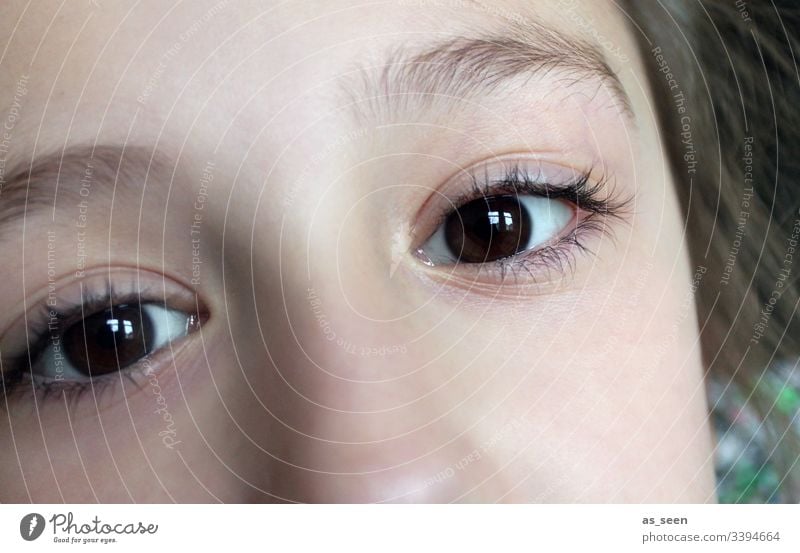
[344,30,633,123]
[0,144,172,229]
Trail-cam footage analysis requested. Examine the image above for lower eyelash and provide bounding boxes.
[492,212,614,283]
[0,291,198,411]
[1,359,150,413]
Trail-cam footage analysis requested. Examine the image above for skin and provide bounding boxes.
[0,0,716,502]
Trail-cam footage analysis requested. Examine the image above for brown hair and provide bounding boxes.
[621,0,800,500]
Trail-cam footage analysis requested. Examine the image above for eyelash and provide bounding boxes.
[0,363,141,411]
[0,284,180,408]
[0,167,629,402]
[428,164,633,282]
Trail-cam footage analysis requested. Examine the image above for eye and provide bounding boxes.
[418,193,574,265]
[33,302,197,381]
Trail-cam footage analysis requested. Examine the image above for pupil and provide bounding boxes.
[63,304,154,377]
[444,195,532,263]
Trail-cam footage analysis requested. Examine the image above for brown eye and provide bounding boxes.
[417,189,573,268]
[444,195,532,263]
[62,304,154,377]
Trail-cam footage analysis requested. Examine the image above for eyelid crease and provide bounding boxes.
[0,267,192,337]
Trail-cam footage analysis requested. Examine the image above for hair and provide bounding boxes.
[620,0,800,501]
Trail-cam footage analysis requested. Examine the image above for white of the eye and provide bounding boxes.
[519,195,573,250]
[419,195,574,264]
[144,303,192,352]
[34,304,190,381]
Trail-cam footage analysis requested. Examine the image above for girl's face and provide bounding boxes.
[0,0,715,502]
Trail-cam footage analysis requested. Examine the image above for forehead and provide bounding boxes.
[0,0,635,148]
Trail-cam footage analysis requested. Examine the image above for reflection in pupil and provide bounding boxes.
[99,319,134,347]
[444,195,532,263]
[62,304,154,377]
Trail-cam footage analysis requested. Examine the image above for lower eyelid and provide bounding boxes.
[1,318,202,416]
[413,212,612,294]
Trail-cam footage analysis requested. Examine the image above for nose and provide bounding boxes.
[220,191,521,503]
[255,277,517,502]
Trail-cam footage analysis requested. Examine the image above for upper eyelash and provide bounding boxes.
[472,165,629,215]
[431,164,632,230]
[6,284,151,373]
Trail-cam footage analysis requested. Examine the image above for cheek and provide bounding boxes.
[530,261,712,501]
[183,205,713,502]
[443,242,711,501]
[0,404,177,502]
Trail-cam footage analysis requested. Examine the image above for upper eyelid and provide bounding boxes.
[0,269,203,362]
[432,167,631,228]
